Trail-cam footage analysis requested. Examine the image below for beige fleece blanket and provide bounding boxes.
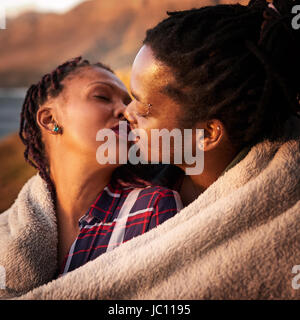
[0,116,300,300]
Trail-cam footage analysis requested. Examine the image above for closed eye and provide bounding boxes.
[124,96,132,106]
[94,95,111,102]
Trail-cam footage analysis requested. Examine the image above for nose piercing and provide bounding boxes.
[145,103,152,116]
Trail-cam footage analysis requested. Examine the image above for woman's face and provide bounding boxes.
[48,66,131,165]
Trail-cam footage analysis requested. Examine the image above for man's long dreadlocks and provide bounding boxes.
[144,0,300,150]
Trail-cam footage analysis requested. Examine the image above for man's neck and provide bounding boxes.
[178,147,238,206]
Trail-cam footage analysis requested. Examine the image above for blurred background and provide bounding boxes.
[0,0,247,212]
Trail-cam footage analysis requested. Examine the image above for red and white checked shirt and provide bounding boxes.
[58,180,183,276]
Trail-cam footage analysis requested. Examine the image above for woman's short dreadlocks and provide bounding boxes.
[144,0,300,150]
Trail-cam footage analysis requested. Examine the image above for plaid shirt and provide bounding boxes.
[59,181,182,276]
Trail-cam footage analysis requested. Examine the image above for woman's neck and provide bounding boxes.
[50,152,115,230]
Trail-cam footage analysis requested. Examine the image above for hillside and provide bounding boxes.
[0,133,36,212]
[0,0,247,87]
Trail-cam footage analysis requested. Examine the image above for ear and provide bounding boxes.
[36,107,59,135]
[201,119,224,152]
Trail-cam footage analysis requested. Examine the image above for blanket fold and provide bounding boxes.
[0,173,58,299]
[0,116,299,300]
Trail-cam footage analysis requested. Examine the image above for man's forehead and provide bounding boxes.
[132,45,174,89]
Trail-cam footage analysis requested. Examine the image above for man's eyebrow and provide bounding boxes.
[130,89,141,102]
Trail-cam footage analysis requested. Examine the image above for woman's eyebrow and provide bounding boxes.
[87,81,115,89]
[87,81,131,102]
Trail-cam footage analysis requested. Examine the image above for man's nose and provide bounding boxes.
[123,102,137,125]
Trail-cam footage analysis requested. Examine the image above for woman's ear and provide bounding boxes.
[202,119,224,151]
[36,107,59,135]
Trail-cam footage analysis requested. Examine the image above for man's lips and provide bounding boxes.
[110,122,141,144]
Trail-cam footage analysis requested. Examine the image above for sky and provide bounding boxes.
[1,0,87,18]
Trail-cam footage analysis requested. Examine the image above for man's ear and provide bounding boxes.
[36,107,58,135]
[202,119,224,151]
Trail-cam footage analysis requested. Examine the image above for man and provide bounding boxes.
[124,1,300,206]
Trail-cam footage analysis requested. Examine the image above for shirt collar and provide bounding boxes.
[221,145,252,176]
[81,181,123,225]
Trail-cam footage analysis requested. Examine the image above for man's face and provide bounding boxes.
[124,45,183,163]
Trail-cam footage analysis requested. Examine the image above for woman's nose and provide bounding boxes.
[113,103,126,120]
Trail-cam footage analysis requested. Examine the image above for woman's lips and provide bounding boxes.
[109,122,141,146]
[110,122,131,137]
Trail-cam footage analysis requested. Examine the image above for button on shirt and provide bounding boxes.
[59,181,183,276]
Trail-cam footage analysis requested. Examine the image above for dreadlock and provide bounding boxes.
[19,57,114,206]
[144,0,300,150]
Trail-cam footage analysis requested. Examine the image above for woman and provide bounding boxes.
[0,57,182,297]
